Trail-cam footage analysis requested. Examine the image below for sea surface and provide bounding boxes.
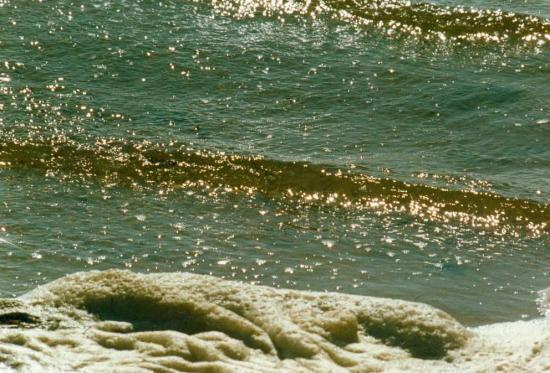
[0,0,549,327]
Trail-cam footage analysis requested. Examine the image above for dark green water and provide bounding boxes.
[0,0,548,325]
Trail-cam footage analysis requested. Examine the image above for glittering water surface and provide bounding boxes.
[0,0,548,325]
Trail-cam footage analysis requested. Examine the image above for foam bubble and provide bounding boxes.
[538,287,550,318]
[0,270,548,371]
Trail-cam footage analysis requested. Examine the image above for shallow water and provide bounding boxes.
[0,0,549,326]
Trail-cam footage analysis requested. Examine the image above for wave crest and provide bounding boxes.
[210,0,550,45]
[1,137,548,235]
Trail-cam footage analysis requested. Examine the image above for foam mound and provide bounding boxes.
[0,270,548,372]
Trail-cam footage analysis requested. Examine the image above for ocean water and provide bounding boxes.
[0,0,549,334]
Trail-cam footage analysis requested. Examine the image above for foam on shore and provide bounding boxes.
[0,270,548,372]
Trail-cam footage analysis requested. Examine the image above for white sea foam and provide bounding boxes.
[0,270,548,372]
[539,287,550,318]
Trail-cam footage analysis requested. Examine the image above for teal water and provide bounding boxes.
[0,0,549,325]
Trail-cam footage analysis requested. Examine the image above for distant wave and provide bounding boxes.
[210,0,550,45]
[0,137,547,235]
